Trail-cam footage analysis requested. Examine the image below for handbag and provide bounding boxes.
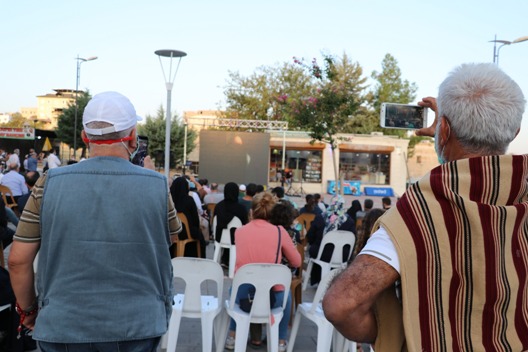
[239,226,281,313]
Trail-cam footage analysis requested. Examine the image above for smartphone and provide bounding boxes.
[380,103,428,129]
[131,135,148,166]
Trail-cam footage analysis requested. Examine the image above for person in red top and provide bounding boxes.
[225,192,301,351]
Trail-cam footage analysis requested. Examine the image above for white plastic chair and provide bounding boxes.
[218,263,292,352]
[302,230,356,291]
[162,257,224,352]
[287,269,343,352]
[212,216,242,278]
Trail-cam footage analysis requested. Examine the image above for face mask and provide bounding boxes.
[434,119,448,165]
[121,135,139,161]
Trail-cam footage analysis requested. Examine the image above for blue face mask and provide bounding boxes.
[434,120,447,165]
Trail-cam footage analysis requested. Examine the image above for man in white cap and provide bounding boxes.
[9,91,182,351]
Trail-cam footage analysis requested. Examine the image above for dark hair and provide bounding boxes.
[362,208,385,235]
[272,186,285,199]
[246,183,257,197]
[270,200,296,228]
[382,197,391,207]
[313,193,321,201]
[304,194,316,212]
[347,199,362,219]
[364,198,374,210]
[223,182,239,202]
[256,184,264,193]
[24,171,40,187]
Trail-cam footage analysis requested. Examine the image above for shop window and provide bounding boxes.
[269,149,322,183]
[339,152,390,185]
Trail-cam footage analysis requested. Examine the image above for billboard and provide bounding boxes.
[199,130,270,185]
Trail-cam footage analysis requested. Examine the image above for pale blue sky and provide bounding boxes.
[2,0,527,153]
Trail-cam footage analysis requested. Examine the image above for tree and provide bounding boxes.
[223,62,313,126]
[137,106,197,169]
[370,53,418,137]
[282,53,368,193]
[56,92,92,158]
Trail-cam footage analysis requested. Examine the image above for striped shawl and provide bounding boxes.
[375,154,528,352]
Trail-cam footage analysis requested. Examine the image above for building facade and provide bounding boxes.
[36,89,78,129]
[183,111,413,197]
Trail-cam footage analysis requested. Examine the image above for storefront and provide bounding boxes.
[268,132,410,197]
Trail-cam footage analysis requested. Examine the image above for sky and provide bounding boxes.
[2,0,527,154]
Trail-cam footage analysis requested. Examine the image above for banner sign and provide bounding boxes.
[0,127,35,140]
[364,187,394,197]
[327,180,361,196]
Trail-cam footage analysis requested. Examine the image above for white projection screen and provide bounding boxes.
[198,130,270,185]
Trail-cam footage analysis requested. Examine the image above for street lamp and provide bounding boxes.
[489,35,528,65]
[73,55,97,159]
[182,118,188,175]
[154,49,187,179]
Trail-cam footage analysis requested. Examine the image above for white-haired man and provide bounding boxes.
[9,91,182,351]
[323,63,528,351]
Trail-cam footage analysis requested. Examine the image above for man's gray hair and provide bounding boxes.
[437,63,525,155]
[85,122,134,141]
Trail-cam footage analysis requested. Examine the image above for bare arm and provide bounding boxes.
[8,241,40,329]
[322,254,399,343]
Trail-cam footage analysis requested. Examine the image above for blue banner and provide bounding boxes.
[327,180,361,195]
[364,187,394,197]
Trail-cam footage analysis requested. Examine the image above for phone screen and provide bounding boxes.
[381,103,427,129]
[131,135,148,166]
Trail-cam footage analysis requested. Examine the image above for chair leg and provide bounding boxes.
[216,310,230,352]
[233,317,250,352]
[302,261,313,291]
[213,243,221,263]
[267,319,280,352]
[200,312,216,352]
[286,310,302,352]
[228,246,236,279]
[315,324,333,352]
[166,309,183,352]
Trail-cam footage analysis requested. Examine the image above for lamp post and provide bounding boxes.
[182,119,188,175]
[154,49,187,179]
[489,35,528,65]
[73,55,97,159]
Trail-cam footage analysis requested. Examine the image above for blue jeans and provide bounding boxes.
[38,337,160,352]
[229,284,292,340]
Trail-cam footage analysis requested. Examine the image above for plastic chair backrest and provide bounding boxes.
[171,257,224,314]
[309,268,342,314]
[219,216,242,245]
[316,230,356,265]
[229,263,292,319]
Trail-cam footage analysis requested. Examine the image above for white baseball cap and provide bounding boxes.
[83,91,142,135]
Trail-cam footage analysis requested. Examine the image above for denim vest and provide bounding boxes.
[34,157,173,343]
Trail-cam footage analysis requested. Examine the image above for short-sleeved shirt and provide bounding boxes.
[358,226,401,274]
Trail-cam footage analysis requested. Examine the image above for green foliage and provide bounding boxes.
[283,53,367,149]
[137,106,196,168]
[223,62,313,126]
[56,92,92,157]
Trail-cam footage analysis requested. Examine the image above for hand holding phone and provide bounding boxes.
[380,103,428,130]
[131,135,149,167]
